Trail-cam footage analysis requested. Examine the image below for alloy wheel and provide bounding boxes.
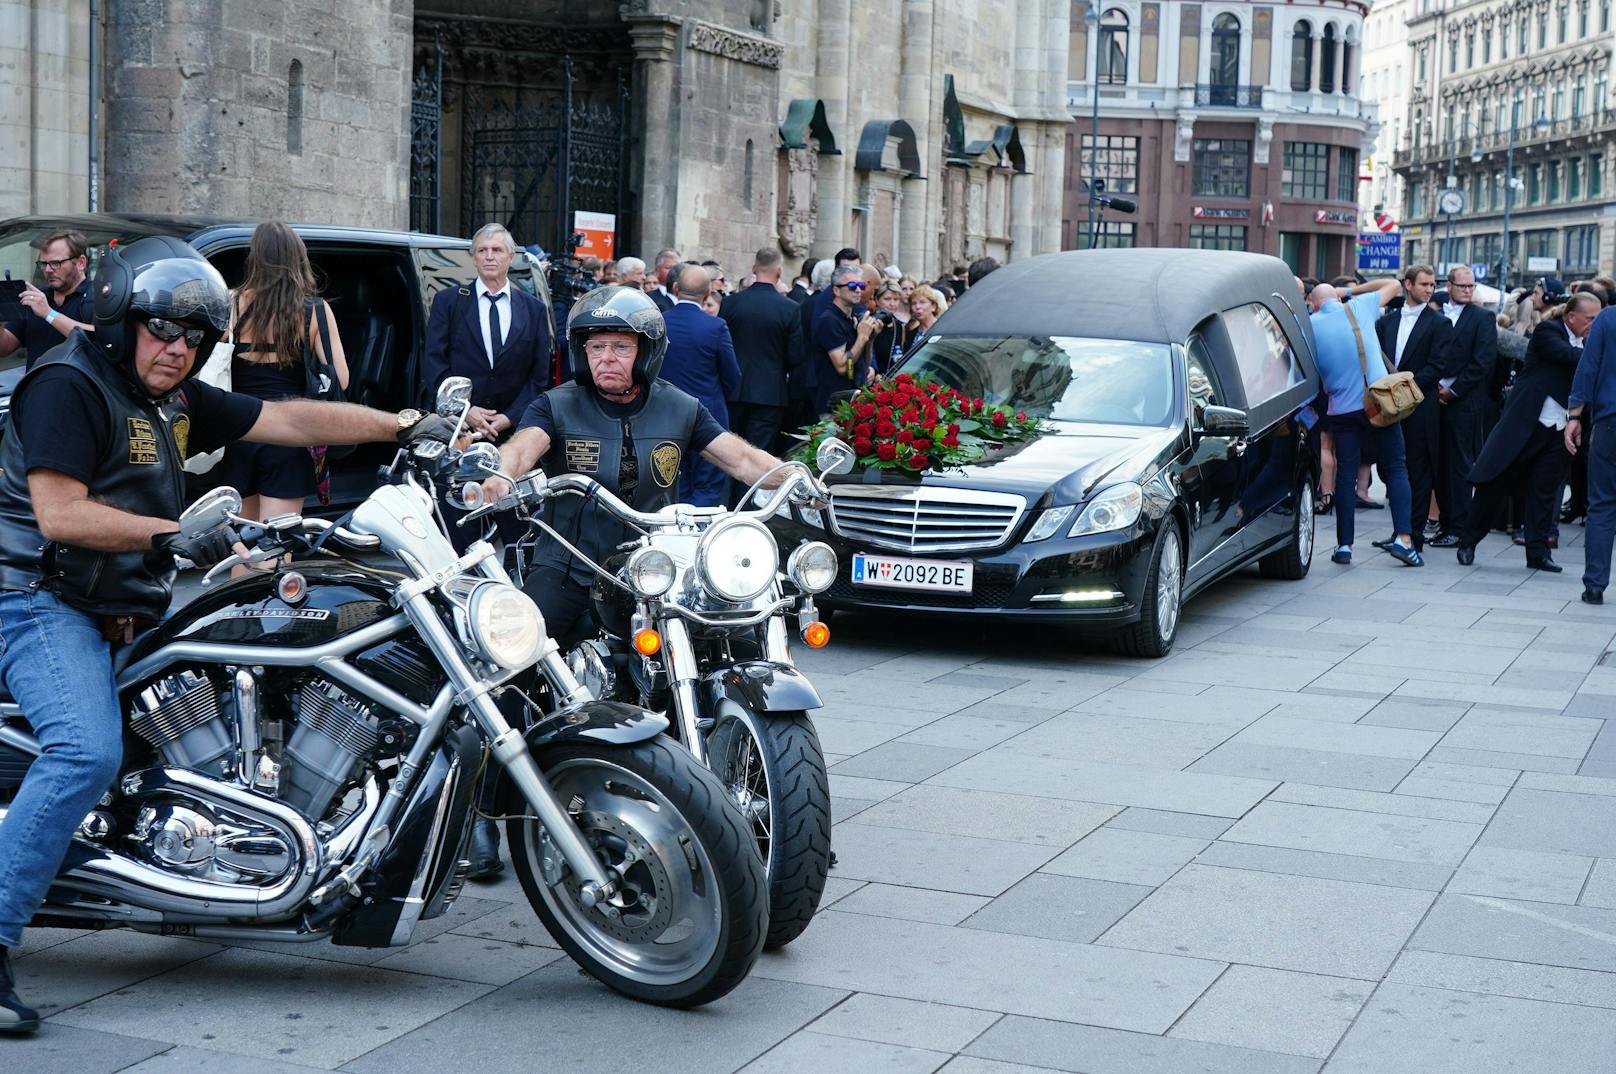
[1297,482,1315,566]
[1156,526,1182,642]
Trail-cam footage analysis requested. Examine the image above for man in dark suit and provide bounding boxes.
[422,222,551,443]
[661,264,741,505]
[1374,264,1453,551]
[720,246,805,468]
[648,248,681,312]
[1429,266,1500,546]
[1458,293,1599,571]
[788,257,815,304]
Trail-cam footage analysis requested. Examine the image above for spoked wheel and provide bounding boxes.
[1260,476,1315,580]
[509,738,766,1007]
[705,703,831,949]
[1118,521,1183,659]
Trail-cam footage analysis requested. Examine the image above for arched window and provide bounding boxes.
[1099,8,1129,85]
[1342,33,1356,93]
[287,60,304,156]
[1211,14,1241,88]
[1291,21,1314,91]
[1321,24,1337,93]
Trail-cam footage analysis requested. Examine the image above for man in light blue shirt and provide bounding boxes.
[1566,303,1616,603]
[1308,278,1418,566]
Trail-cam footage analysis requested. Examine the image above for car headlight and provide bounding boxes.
[787,541,838,593]
[1025,505,1076,542]
[466,582,544,669]
[696,517,779,602]
[1068,483,1144,537]
[624,546,676,597]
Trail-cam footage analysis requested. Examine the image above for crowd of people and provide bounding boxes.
[1305,263,1616,603]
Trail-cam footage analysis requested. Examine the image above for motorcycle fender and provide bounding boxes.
[523,700,670,751]
[704,661,823,714]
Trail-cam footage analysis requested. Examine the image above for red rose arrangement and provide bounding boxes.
[798,373,1043,473]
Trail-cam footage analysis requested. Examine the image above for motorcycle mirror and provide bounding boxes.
[457,441,503,477]
[815,437,856,477]
[436,376,474,416]
[180,486,243,537]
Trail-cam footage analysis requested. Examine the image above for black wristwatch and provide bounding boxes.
[1568,415,1583,423]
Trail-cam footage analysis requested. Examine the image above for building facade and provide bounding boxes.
[4,0,1069,279]
[1062,0,1377,280]
[1360,0,1412,228]
[1392,0,1616,287]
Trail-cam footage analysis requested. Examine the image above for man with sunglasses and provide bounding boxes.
[0,230,94,371]
[0,236,455,1032]
[810,265,882,416]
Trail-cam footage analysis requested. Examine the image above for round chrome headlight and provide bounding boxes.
[787,541,838,594]
[695,517,779,602]
[624,546,676,597]
[466,583,544,669]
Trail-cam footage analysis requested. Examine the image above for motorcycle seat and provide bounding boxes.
[0,625,160,703]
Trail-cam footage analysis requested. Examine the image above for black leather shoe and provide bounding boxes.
[1583,589,1604,605]
[0,947,39,1035]
[1563,507,1587,525]
[1527,556,1564,573]
[467,818,504,881]
[1456,545,1475,566]
[1428,533,1462,548]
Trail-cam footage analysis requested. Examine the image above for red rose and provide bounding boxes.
[972,398,985,414]
[992,411,1007,428]
[876,442,897,461]
[1017,411,1028,421]
[854,437,874,456]
[895,373,914,385]
[908,452,928,468]
[902,407,920,424]
[878,405,894,420]
[948,422,960,435]
[897,429,914,445]
[875,420,897,438]
[875,391,894,405]
[942,434,960,448]
[854,423,872,438]
[856,403,877,419]
[922,418,938,432]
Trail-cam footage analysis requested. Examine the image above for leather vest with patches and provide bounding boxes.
[0,332,194,619]
[537,380,701,585]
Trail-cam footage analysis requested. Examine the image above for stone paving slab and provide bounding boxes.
[806,992,1003,1053]
[965,1014,1322,1074]
[1168,965,1375,1059]
[1220,800,1484,866]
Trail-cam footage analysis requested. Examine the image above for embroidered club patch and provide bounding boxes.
[651,441,681,488]
[128,417,159,465]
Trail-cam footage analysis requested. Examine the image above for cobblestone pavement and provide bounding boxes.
[12,516,1616,1072]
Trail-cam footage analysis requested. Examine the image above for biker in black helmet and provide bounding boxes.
[0,235,456,1035]
[467,286,795,879]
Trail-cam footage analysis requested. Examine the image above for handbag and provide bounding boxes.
[1344,303,1422,427]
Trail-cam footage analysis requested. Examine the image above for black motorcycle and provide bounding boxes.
[0,379,767,1007]
[460,439,853,948]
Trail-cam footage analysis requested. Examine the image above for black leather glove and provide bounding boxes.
[153,527,238,567]
[398,413,457,447]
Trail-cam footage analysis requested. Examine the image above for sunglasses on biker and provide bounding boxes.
[143,317,208,348]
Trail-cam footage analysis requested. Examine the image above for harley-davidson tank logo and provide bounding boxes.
[565,438,602,474]
[170,414,191,459]
[216,608,332,621]
[127,417,159,465]
[651,441,681,488]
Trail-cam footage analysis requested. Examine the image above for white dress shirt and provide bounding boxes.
[1438,301,1465,390]
[1539,322,1580,429]
[1394,302,1423,366]
[477,281,512,366]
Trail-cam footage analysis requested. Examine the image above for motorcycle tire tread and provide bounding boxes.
[508,737,768,1008]
[751,713,831,949]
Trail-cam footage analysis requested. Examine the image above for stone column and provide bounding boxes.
[898,0,934,275]
[1,0,92,217]
[814,0,853,258]
[625,14,684,255]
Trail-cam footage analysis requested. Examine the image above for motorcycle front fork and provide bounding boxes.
[655,614,793,769]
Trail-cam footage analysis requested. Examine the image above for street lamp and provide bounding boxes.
[1500,87,1551,290]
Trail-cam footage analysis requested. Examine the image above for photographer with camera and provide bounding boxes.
[869,281,907,376]
[811,265,880,416]
[1,231,94,371]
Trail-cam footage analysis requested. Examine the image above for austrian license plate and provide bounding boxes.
[851,553,974,593]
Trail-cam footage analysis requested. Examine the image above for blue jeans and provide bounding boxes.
[0,589,122,948]
[1328,412,1413,547]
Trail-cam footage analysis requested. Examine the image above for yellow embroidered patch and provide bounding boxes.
[128,417,159,465]
[651,441,681,488]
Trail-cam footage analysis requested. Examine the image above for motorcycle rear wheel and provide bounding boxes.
[705,705,831,949]
[509,738,767,1007]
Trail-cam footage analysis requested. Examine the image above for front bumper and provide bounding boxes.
[771,515,1159,626]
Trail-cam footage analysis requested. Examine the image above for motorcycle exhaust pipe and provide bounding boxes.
[19,767,323,921]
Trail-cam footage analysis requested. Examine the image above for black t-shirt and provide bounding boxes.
[4,279,93,370]
[12,368,263,484]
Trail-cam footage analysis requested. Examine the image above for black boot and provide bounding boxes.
[0,947,40,1035]
[467,818,504,881]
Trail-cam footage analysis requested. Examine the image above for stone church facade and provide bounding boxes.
[4,0,1069,278]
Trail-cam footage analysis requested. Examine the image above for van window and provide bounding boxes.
[1221,302,1304,407]
[1184,333,1223,413]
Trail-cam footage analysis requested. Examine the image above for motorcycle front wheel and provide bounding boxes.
[509,738,767,1008]
[705,705,831,949]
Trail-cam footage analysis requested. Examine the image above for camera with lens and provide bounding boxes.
[872,310,895,327]
[547,231,599,306]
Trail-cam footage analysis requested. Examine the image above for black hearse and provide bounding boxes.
[0,214,553,507]
[771,249,1322,657]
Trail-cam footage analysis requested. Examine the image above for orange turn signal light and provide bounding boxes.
[802,621,831,649]
[632,628,662,656]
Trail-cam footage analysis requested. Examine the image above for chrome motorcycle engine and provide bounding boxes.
[283,680,383,821]
[129,672,233,778]
[131,801,292,882]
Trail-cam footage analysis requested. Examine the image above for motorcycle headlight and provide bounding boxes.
[787,541,838,593]
[1068,483,1144,537]
[696,517,779,602]
[624,546,676,598]
[466,583,544,669]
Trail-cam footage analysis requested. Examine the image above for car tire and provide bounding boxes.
[1117,521,1183,659]
[1259,477,1315,581]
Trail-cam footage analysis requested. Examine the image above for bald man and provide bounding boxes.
[661,264,741,505]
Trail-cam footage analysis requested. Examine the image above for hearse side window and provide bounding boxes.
[1222,302,1304,408]
[1184,334,1222,413]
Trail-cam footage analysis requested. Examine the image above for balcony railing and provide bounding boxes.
[1393,109,1616,170]
[1195,83,1264,109]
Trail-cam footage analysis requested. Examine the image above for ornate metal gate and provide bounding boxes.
[408,32,444,234]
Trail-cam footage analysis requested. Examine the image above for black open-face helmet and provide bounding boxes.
[566,285,667,392]
[92,235,230,367]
